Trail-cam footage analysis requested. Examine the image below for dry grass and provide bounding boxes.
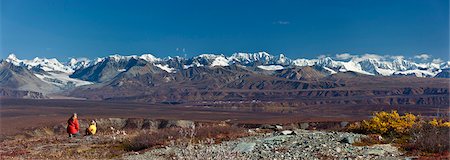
[123,124,247,151]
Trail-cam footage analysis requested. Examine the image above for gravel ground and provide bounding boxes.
[121,129,404,160]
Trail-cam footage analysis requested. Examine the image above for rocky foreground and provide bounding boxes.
[122,129,404,160]
[1,118,416,159]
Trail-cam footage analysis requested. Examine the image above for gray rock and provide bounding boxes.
[363,149,386,156]
[275,125,283,130]
[142,119,160,130]
[340,136,359,144]
[340,121,349,128]
[300,123,309,129]
[159,120,195,128]
[260,124,276,130]
[124,118,144,129]
[335,147,341,153]
[280,130,294,135]
[95,118,127,131]
[233,142,256,153]
[263,135,291,145]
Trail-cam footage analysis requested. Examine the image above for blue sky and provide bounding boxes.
[1,0,449,61]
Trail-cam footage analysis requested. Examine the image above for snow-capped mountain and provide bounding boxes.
[67,58,92,70]
[2,53,449,101]
[5,54,92,88]
[4,52,449,81]
[6,54,74,73]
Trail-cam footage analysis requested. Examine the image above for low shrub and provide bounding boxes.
[404,122,450,154]
[429,118,450,127]
[124,128,181,151]
[193,125,247,143]
[348,110,416,136]
[123,124,247,151]
[348,110,450,156]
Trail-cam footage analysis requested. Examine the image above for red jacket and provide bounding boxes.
[67,118,79,134]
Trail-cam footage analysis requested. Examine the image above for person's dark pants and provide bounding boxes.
[68,132,81,138]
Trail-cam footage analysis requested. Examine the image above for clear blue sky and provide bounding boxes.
[1,0,449,60]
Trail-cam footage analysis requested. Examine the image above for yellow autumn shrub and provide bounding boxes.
[360,110,416,135]
[429,118,450,127]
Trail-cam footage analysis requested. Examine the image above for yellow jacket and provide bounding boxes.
[87,124,97,135]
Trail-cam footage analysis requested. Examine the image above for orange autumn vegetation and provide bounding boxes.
[348,110,417,135]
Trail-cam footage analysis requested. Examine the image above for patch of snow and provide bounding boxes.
[67,58,91,70]
[183,64,193,69]
[394,70,436,77]
[257,65,284,71]
[118,69,126,72]
[292,59,316,66]
[210,56,230,67]
[155,64,176,73]
[183,61,204,69]
[108,54,138,62]
[34,72,93,87]
[139,54,160,62]
[375,68,395,76]
[323,67,337,74]
[230,52,274,64]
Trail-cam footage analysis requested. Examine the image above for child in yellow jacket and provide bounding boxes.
[85,120,97,135]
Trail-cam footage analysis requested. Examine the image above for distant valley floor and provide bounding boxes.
[1,98,447,136]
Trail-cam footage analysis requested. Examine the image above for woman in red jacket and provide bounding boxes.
[67,113,80,138]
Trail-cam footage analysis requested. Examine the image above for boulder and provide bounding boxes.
[123,118,144,129]
[159,120,195,129]
[364,149,386,156]
[142,119,160,130]
[263,135,291,145]
[233,142,256,153]
[300,123,309,129]
[96,118,127,131]
[280,130,294,135]
[339,136,359,144]
[275,125,283,130]
[340,121,349,128]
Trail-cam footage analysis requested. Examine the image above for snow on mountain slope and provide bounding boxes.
[155,64,176,73]
[34,72,93,87]
[292,59,316,66]
[230,52,274,64]
[257,65,284,70]
[393,70,436,77]
[210,56,230,67]
[67,58,91,70]
[94,54,161,64]
[323,67,337,74]
[6,54,93,88]
[340,61,374,75]
[139,54,161,62]
[374,68,395,76]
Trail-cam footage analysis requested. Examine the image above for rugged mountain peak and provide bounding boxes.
[230,52,274,64]
[275,53,291,65]
[3,52,449,79]
[6,54,19,62]
[139,54,160,62]
[6,54,73,73]
[67,58,92,70]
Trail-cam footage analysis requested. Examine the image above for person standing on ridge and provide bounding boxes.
[67,113,80,138]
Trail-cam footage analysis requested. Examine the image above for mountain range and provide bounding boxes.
[1,52,449,105]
